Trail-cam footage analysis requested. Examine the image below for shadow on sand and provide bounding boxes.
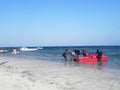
[0,62,8,65]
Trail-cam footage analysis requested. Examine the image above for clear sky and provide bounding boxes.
[0,0,120,47]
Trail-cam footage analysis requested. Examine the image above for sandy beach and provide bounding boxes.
[0,56,120,90]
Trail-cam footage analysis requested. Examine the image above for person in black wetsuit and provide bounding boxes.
[74,49,80,58]
[62,49,69,61]
[96,49,102,61]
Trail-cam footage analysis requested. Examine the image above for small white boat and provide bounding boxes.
[20,47,43,51]
[20,47,38,51]
[0,49,10,53]
[37,46,43,50]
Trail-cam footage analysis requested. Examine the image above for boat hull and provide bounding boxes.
[75,54,108,62]
[20,47,38,51]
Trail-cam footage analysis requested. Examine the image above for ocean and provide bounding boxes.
[0,46,120,74]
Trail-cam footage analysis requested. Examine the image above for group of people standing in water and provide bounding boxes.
[62,49,103,61]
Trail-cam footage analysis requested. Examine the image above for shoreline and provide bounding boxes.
[1,54,120,74]
[0,56,120,90]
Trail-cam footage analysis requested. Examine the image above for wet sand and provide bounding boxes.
[0,56,120,90]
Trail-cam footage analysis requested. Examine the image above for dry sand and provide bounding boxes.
[0,56,120,90]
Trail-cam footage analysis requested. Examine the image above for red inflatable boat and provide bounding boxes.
[75,54,108,62]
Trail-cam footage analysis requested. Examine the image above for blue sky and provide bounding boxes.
[0,0,120,46]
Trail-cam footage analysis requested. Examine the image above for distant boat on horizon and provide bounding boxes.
[20,46,43,51]
[0,49,10,53]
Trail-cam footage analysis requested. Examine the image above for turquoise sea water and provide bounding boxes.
[0,46,120,74]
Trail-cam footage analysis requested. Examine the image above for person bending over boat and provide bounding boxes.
[82,49,89,57]
[85,50,89,57]
[71,49,76,57]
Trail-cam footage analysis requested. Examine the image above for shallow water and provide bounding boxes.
[0,46,120,74]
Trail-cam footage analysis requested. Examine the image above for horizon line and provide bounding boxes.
[0,45,120,48]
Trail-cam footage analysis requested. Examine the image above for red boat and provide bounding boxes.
[75,54,108,62]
